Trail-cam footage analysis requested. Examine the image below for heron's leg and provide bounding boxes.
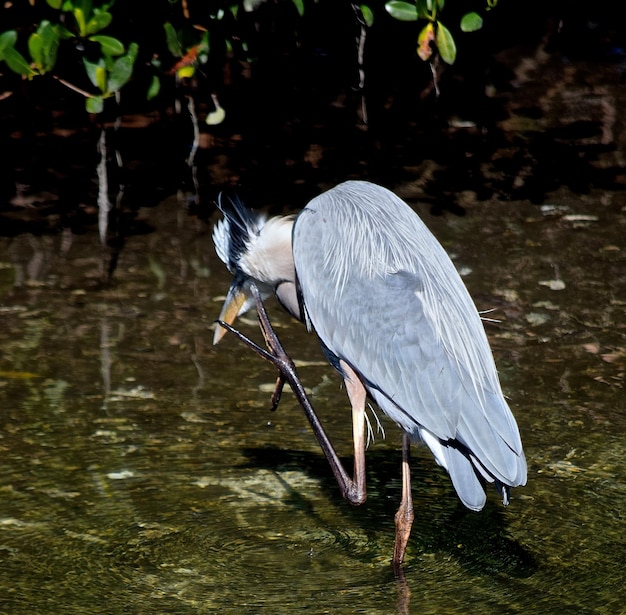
[217,283,366,505]
[340,360,367,505]
[269,373,286,412]
[393,432,414,567]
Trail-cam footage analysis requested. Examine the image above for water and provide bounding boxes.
[0,185,624,614]
[1,40,626,615]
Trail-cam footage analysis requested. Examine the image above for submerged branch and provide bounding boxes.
[351,3,369,126]
[96,127,111,247]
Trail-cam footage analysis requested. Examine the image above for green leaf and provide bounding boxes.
[30,21,60,72]
[460,12,483,32]
[46,0,63,8]
[385,1,418,22]
[0,30,18,55]
[56,25,75,40]
[89,35,125,56]
[28,33,44,69]
[74,0,93,19]
[416,0,433,19]
[2,47,36,76]
[74,6,87,36]
[164,22,182,57]
[361,5,374,27]
[147,75,160,100]
[86,10,113,35]
[83,57,105,89]
[108,58,132,92]
[107,42,138,92]
[86,95,104,114]
[42,22,60,67]
[436,21,456,64]
[200,30,210,55]
[96,65,107,92]
[127,41,138,64]
[291,0,304,17]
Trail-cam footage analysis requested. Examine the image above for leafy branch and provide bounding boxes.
[385,0,496,65]
[0,0,138,113]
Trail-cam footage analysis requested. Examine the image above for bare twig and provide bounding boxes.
[52,75,95,99]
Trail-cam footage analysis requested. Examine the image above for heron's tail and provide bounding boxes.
[418,427,525,510]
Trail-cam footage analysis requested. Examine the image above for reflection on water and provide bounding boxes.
[1,179,624,614]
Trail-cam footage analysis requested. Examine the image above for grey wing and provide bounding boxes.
[309,268,463,437]
[302,266,525,489]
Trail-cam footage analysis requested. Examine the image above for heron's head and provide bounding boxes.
[212,193,297,344]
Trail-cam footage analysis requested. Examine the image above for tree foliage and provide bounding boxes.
[0,0,499,117]
[384,0,494,65]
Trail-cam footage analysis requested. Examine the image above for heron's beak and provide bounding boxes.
[213,274,253,345]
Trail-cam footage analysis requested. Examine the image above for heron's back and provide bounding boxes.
[293,181,526,509]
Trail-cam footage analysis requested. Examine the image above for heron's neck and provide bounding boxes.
[264,217,300,320]
[240,215,301,320]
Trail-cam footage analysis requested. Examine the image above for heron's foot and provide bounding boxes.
[344,485,367,507]
[216,320,271,360]
[216,317,293,411]
[393,497,414,567]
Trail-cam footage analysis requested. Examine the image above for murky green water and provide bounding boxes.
[2,36,626,614]
[1,183,624,613]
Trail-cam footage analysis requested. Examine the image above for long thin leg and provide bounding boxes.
[217,283,366,506]
[393,432,414,567]
[340,360,367,505]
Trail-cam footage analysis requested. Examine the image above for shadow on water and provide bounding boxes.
[241,445,538,578]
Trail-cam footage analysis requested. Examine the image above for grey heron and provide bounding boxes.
[212,180,526,566]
